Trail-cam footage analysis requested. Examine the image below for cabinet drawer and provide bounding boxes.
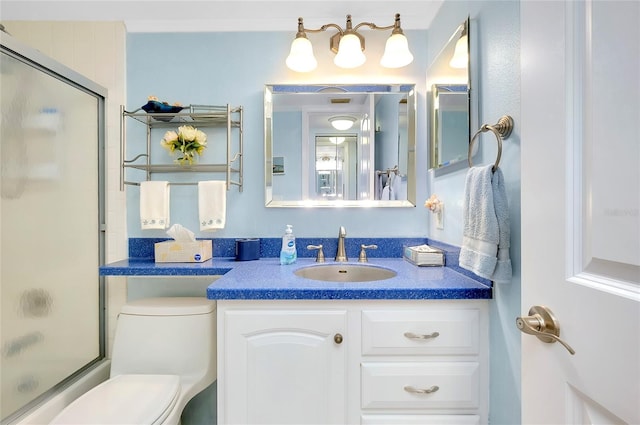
[361,362,479,410]
[362,309,480,355]
[361,414,480,425]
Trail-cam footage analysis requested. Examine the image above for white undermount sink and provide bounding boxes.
[294,264,397,282]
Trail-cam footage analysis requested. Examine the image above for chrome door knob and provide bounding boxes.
[516,305,575,355]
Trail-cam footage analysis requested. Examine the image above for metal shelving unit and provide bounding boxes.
[120,104,243,191]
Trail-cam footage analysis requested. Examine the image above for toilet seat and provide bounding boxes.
[50,374,180,425]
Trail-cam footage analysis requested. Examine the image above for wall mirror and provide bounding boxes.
[265,84,416,208]
[428,18,476,170]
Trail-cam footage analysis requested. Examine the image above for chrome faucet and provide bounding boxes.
[335,226,348,262]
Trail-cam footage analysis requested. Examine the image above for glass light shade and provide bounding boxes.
[329,116,356,131]
[334,33,366,69]
[380,33,413,68]
[449,35,468,68]
[286,37,318,72]
[329,136,345,144]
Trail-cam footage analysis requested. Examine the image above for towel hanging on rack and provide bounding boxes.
[459,164,512,284]
[140,181,170,230]
[198,180,226,232]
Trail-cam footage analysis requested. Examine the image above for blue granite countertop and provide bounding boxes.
[100,258,231,276]
[205,258,491,300]
[99,238,492,300]
[100,257,491,300]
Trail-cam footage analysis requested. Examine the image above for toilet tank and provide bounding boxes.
[109,297,216,382]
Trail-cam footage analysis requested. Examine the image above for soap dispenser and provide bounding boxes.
[280,224,297,265]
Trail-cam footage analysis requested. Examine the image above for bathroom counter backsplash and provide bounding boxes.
[126,237,434,260]
[100,238,492,300]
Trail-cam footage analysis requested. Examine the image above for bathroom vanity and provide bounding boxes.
[101,253,491,425]
[217,298,487,425]
[205,258,490,425]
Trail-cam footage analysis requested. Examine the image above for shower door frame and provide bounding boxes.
[0,32,106,423]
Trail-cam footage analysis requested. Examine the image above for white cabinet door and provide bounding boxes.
[220,308,348,424]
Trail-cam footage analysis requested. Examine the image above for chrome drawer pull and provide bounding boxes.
[404,331,440,340]
[404,385,440,394]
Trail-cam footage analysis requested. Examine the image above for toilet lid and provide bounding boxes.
[50,374,180,425]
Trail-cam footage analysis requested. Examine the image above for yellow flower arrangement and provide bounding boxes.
[160,125,207,165]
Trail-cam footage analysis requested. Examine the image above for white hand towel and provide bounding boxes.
[381,185,391,200]
[140,181,170,230]
[391,173,402,200]
[198,180,226,232]
[459,164,512,283]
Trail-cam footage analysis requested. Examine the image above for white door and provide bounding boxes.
[521,1,639,424]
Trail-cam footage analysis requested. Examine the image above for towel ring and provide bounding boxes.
[468,115,514,172]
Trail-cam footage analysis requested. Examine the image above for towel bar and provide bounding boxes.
[468,115,514,172]
[376,165,399,176]
[124,180,239,188]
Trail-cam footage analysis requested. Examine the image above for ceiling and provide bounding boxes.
[0,0,444,32]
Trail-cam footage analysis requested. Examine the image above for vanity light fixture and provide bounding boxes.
[329,116,356,131]
[285,14,414,72]
[449,22,468,69]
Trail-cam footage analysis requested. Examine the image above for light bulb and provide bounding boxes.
[449,35,468,69]
[329,116,356,131]
[334,33,366,69]
[286,36,317,72]
[380,33,414,68]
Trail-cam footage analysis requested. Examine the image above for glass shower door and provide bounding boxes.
[1,36,105,421]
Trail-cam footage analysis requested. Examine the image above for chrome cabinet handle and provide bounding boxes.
[516,305,575,355]
[404,331,440,340]
[404,385,439,394]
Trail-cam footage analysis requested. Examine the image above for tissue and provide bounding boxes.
[154,224,212,263]
[166,224,195,242]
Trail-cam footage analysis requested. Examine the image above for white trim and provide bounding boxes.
[569,273,640,303]
[566,0,585,280]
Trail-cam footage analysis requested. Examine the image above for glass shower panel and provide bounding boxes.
[1,49,102,420]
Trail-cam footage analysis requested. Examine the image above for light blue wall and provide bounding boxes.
[427,2,521,424]
[126,30,429,239]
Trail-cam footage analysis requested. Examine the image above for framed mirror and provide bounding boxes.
[428,18,476,170]
[265,84,416,208]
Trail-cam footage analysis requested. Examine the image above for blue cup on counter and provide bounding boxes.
[235,238,260,261]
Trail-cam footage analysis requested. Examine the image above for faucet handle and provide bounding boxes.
[358,244,378,263]
[307,244,325,263]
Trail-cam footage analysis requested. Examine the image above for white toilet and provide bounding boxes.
[51,297,217,425]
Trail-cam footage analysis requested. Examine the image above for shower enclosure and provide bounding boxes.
[1,33,106,422]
